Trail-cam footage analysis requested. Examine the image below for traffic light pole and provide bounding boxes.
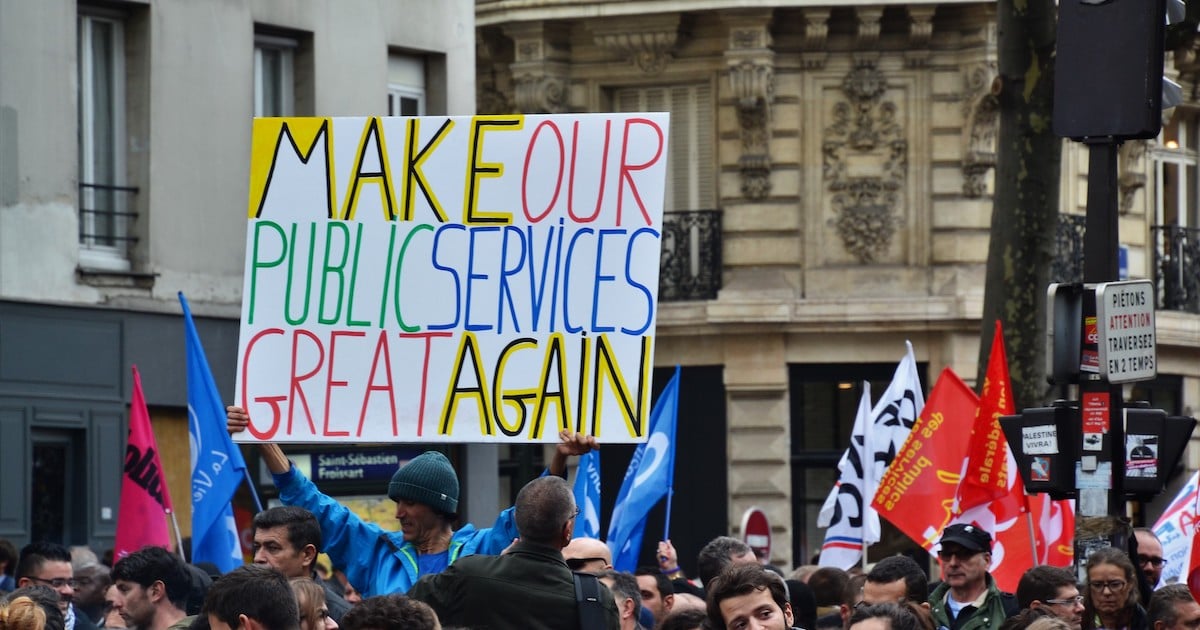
[1076,139,1132,565]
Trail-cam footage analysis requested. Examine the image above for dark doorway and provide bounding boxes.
[30,429,84,544]
[598,365,726,577]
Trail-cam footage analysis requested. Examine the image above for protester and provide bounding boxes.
[4,587,64,630]
[1135,529,1166,589]
[1147,583,1200,630]
[785,579,819,630]
[288,579,338,630]
[563,538,614,574]
[927,524,1019,630]
[830,574,866,629]
[201,565,298,630]
[697,537,757,587]
[99,586,124,629]
[1016,565,1084,630]
[998,609,1057,630]
[1,596,48,630]
[330,573,360,606]
[0,541,19,594]
[227,405,595,596]
[847,602,921,630]
[407,476,620,629]
[810,567,850,613]
[1082,547,1146,630]
[633,567,674,624]
[705,563,798,630]
[110,546,193,630]
[70,564,109,625]
[251,507,350,622]
[863,556,930,609]
[599,571,645,630]
[657,608,706,630]
[15,543,97,630]
[340,595,439,630]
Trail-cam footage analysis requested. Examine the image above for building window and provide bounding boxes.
[614,84,715,212]
[1154,112,1199,228]
[388,54,425,116]
[255,33,297,117]
[78,12,133,270]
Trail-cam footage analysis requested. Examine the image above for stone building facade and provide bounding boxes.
[477,0,1200,567]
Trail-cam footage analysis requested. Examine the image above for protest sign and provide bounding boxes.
[235,114,669,444]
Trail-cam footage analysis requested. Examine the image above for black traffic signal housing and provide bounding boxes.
[1124,404,1196,499]
[1054,0,1168,140]
[1000,404,1080,500]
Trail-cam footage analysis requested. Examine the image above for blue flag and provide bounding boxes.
[606,366,680,572]
[573,450,602,539]
[181,293,246,573]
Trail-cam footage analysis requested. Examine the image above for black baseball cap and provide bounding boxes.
[938,523,992,552]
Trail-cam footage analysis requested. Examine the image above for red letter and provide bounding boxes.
[617,118,664,226]
[399,331,454,436]
[323,330,365,437]
[522,120,565,222]
[288,329,325,437]
[568,119,611,223]
[358,330,398,437]
[241,328,285,440]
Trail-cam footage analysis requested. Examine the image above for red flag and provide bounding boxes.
[873,368,978,549]
[114,366,173,559]
[956,321,1015,514]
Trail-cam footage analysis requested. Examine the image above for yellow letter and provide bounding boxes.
[463,115,524,224]
[340,117,397,221]
[440,332,494,436]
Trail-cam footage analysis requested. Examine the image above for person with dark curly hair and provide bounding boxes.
[340,595,439,630]
[201,565,297,630]
[110,547,192,630]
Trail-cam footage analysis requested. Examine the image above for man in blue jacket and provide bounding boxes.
[226,405,593,597]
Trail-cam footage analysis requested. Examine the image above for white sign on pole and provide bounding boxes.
[1096,279,1156,383]
[234,114,670,444]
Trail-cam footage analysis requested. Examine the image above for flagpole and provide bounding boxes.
[242,467,264,513]
[662,366,681,542]
[1025,509,1038,565]
[167,509,186,561]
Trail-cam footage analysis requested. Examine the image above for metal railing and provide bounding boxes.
[78,182,139,250]
[1152,224,1200,313]
[1052,213,1086,284]
[659,209,722,301]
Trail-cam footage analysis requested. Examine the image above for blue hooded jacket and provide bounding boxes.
[273,464,518,596]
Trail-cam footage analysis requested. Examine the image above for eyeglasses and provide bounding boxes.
[1043,595,1085,606]
[565,557,607,571]
[1137,555,1166,567]
[28,577,77,589]
[937,549,982,561]
[1088,580,1128,593]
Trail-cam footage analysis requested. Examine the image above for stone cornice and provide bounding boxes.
[589,12,685,74]
[477,0,980,27]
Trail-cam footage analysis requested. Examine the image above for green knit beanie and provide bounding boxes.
[387,451,459,515]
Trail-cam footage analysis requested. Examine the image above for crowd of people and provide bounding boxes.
[0,408,1194,630]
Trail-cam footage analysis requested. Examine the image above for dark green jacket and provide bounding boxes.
[407,540,621,630]
[929,574,1019,630]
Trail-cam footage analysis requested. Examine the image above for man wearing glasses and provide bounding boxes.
[1016,565,1084,630]
[1136,528,1167,588]
[928,524,1019,630]
[15,541,98,630]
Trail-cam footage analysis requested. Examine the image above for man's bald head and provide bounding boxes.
[563,537,613,574]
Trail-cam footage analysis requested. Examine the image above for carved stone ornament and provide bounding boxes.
[728,48,774,200]
[591,14,685,75]
[1119,140,1148,214]
[961,62,999,198]
[801,7,831,69]
[503,22,570,113]
[823,66,908,263]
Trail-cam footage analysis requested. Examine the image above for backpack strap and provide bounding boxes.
[573,571,606,630]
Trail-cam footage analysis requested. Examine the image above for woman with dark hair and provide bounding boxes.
[1082,547,1147,630]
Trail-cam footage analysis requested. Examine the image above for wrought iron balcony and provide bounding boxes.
[1152,225,1200,313]
[659,209,721,301]
[1052,213,1086,284]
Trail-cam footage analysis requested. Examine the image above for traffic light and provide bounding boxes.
[1123,405,1195,498]
[1054,0,1168,140]
[1001,405,1080,500]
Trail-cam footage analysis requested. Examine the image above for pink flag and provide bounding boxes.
[114,366,173,559]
